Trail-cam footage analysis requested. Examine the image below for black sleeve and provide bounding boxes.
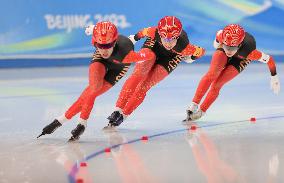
[238,32,256,58]
[175,30,190,53]
[117,35,135,59]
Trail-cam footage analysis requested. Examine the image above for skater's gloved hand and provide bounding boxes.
[270,75,280,94]
[85,25,95,36]
[213,30,223,49]
[183,55,196,63]
[128,35,137,45]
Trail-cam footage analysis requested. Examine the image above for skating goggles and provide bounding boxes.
[222,44,239,52]
[95,40,116,49]
[161,37,178,43]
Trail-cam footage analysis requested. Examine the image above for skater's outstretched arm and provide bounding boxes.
[122,49,156,63]
[247,49,280,94]
[122,27,157,64]
[133,27,157,41]
[247,49,277,76]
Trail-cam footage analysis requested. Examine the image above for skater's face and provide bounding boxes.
[95,41,116,59]
[160,37,178,50]
[222,44,239,57]
[97,47,114,59]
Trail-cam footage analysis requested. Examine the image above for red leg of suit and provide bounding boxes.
[122,65,168,115]
[65,62,110,120]
[200,65,239,112]
[192,50,228,104]
[64,86,89,119]
[79,81,112,120]
[116,56,156,109]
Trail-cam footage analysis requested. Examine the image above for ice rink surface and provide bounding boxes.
[0,63,283,183]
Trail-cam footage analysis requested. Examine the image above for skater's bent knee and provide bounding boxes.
[210,83,222,92]
[203,72,218,82]
[89,84,103,94]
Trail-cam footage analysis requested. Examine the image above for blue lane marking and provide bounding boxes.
[67,115,284,183]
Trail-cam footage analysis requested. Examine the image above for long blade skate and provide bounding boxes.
[102,123,117,132]
[68,136,80,142]
[37,119,62,139]
[37,133,44,138]
[182,110,194,124]
[103,111,124,132]
[68,124,85,142]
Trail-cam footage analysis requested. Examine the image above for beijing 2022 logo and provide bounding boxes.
[44,14,131,33]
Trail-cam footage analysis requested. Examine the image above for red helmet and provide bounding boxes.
[158,16,182,39]
[92,21,118,49]
[222,24,245,47]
